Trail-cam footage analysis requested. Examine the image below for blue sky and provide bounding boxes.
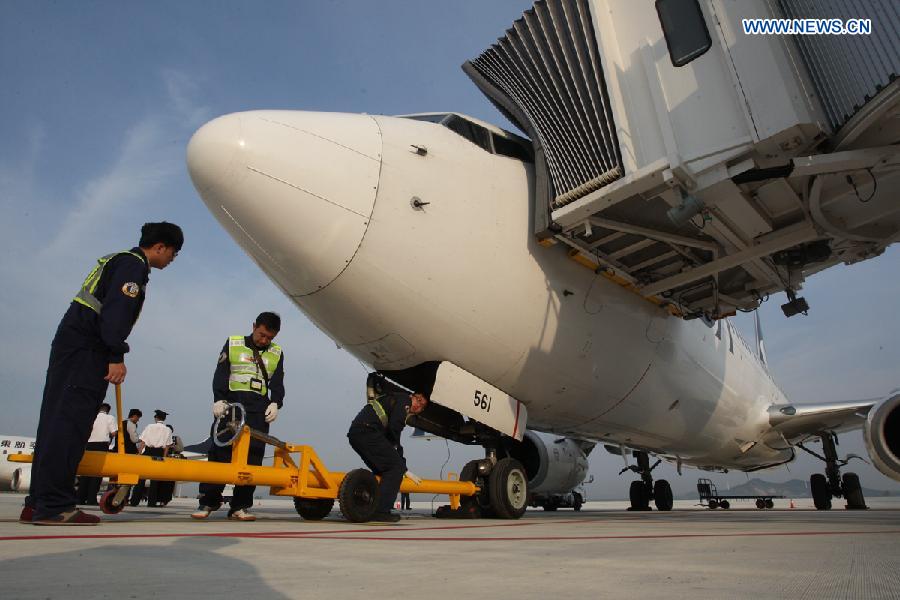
[1,1,897,498]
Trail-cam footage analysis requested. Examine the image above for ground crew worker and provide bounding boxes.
[77,403,117,505]
[192,312,285,521]
[115,408,142,454]
[139,410,173,507]
[21,222,182,526]
[347,377,428,523]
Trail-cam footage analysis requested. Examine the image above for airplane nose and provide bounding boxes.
[187,110,382,296]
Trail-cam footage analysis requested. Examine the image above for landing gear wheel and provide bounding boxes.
[293,497,335,520]
[756,498,765,509]
[842,472,867,509]
[810,473,832,510]
[573,492,583,512]
[99,488,127,515]
[764,498,774,509]
[338,469,379,523]
[708,499,719,509]
[720,500,731,510]
[653,480,674,511]
[629,481,651,511]
[458,460,488,518]
[487,458,528,519]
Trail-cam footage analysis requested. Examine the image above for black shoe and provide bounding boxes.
[371,511,401,523]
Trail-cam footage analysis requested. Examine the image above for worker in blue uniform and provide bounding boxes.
[21,222,183,525]
[192,312,285,521]
[347,377,428,523]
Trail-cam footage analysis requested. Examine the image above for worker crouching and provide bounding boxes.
[347,378,428,523]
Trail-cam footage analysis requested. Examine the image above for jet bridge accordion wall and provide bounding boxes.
[777,0,900,132]
[463,0,623,211]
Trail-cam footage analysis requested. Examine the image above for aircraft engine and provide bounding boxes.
[11,467,31,493]
[863,391,900,482]
[505,431,591,495]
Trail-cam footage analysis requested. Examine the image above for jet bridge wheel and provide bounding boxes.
[338,469,379,523]
[293,497,335,520]
[487,458,528,519]
[810,473,832,510]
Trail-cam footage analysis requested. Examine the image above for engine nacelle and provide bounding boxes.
[506,430,591,495]
[11,467,31,492]
[864,392,900,482]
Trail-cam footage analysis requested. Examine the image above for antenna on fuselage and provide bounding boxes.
[754,311,767,367]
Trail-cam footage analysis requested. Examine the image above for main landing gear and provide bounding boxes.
[621,450,673,511]
[800,433,868,510]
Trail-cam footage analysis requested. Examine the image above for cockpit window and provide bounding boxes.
[443,114,493,153]
[401,113,533,162]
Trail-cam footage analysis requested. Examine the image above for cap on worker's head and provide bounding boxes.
[128,409,143,418]
[154,409,168,421]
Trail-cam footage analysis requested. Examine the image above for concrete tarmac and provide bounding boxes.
[1,494,898,599]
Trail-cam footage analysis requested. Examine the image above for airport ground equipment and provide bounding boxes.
[697,478,781,509]
[8,388,482,523]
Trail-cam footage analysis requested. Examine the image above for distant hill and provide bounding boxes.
[675,478,895,500]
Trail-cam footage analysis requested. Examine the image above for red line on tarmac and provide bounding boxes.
[2,527,898,543]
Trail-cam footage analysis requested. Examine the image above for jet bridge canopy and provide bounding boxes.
[465,0,900,318]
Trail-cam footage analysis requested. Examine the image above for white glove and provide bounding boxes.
[265,402,279,423]
[405,470,423,485]
[213,400,229,418]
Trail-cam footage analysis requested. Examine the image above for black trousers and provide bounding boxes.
[198,410,268,513]
[142,447,167,506]
[348,427,406,513]
[29,345,109,520]
[77,441,110,504]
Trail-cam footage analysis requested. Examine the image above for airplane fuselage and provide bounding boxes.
[188,110,791,472]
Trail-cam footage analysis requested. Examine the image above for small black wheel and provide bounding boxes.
[653,479,674,511]
[810,473,831,510]
[487,458,528,519]
[720,500,731,510]
[294,497,335,520]
[756,498,765,509]
[764,498,774,509]
[458,460,488,517]
[100,489,126,515]
[708,499,719,509]
[842,472,867,509]
[338,469,379,523]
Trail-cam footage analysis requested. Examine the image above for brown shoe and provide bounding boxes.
[19,505,34,524]
[33,509,100,526]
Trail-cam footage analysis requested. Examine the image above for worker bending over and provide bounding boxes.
[348,377,428,523]
[192,312,285,521]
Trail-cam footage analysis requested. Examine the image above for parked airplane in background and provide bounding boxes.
[0,435,35,492]
[186,0,899,517]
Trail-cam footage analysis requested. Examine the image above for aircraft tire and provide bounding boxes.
[487,458,528,519]
[756,498,765,509]
[459,460,489,517]
[810,473,831,510]
[842,472,867,509]
[764,498,774,509]
[338,468,379,523]
[293,497,335,520]
[629,481,651,510]
[573,492,583,511]
[653,480,674,511]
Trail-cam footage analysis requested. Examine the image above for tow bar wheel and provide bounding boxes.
[488,458,528,519]
[338,468,379,523]
[294,497,335,521]
[99,487,128,515]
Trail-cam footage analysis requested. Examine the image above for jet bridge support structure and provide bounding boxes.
[465,0,900,319]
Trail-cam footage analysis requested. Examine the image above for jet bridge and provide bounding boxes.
[464,0,900,318]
